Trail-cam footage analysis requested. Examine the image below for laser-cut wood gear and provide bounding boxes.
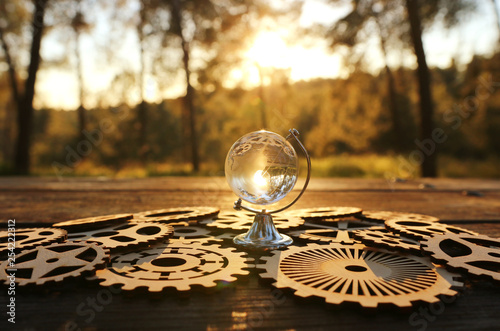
[257,243,462,308]
[133,207,220,224]
[53,213,133,232]
[92,242,250,292]
[355,211,439,224]
[287,220,381,244]
[168,225,223,244]
[0,241,109,286]
[284,207,362,220]
[353,228,422,255]
[202,211,304,231]
[420,232,500,283]
[67,223,174,251]
[385,218,478,240]
[0,227,67,257]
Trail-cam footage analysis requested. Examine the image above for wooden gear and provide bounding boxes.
[169,223,242,244]
[287,220,381,244]
[420,232,500,283]
[285,207,362,220]
[353,228,422,255]
[67,222,174,251]
[257,243,462,308]
[203,211,304,231]
[0,227,67,256]
[0,242,109,286]
[169,225,224,244]
[133,207,220,224]
[53,213,133,232]
[355,211,439,224]
[93,242,250,292]
[385,218,478,240]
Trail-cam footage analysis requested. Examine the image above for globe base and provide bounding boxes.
[233,213,293,250]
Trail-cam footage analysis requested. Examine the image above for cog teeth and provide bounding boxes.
[257,242,462,309]
[0,242,109,288]
[93,242,249,294]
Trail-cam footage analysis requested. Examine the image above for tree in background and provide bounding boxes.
[405,0,436,176]
[0,0,49,174]
[70,0,93,140]
[321,0,475,177]
[158,0,281,172]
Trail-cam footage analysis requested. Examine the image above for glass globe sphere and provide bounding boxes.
[225,130,299,205]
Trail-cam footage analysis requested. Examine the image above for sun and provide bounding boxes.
[228,30,343,88]
[246,31,290,69]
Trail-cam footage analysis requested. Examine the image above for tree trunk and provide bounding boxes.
[138,1,147,157]
[172,0,200,172]
[75,28,86,139]
[491,0,500,46]
[0,29,20,106]
[14,0,48,174]
[406,0,437,177]
[257,65,267,128]
[0,29,19,168]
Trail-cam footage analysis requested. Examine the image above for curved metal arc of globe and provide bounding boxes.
[234,128,311,214]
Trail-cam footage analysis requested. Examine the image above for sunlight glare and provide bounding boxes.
[247,32,290,69]
[253,170,269,188]
[234,30,344,88]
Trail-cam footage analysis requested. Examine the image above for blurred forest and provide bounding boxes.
[0,0,499,179]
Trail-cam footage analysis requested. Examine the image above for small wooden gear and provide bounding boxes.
[169,225,223,244]
[385,219,478,240]
[0,242,109,286]
[53,213,133,232]
[287,220,381,244]
[420,232,500,283]
[0,227,67,256]
[355,211,439,224]
[257,243,462,308]
[203,211,304,231]
[353,228,422,255]
[67,223,174,251]
[285,207,362,221]
[93,242,250,292]
[133,207,220,224]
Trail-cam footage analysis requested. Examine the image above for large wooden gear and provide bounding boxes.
[67,222,174,251]
[420,232,500,283]
[133,207,220,224]
[353,228,422,255]
[93,242,250,292]
[0,242,109,286]
[202,211,304,231]
[257,243,462,308]
[285,207,363,221]
[385,218,478,240]
[287,220,381,244]
[53,213,133,232]
[0,227,67,256]
[356,211,439,224]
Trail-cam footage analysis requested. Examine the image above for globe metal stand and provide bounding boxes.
[232,129,311,250]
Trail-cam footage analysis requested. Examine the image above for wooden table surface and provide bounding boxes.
[1,177,500,330]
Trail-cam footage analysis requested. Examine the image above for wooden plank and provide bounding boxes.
[1,260,499,330]
[0,178,499,330]
[1,177,500,192]
[1,190,498,224]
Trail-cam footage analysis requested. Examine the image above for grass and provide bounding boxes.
[3,154,499,178]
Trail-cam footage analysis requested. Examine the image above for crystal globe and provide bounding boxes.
[225,130,299,205]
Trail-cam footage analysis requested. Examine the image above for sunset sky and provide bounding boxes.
[33,0,500,110]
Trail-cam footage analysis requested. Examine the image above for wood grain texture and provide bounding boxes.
[0,177,499,330]
[0,177,500,224]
